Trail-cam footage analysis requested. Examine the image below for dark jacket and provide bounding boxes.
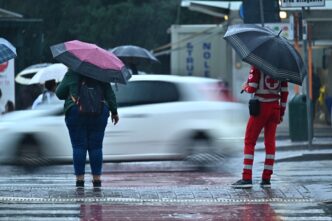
[55,71,118,115]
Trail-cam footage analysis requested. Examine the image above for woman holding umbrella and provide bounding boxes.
[56,70,119,188]
[52,40,128,188]
[51,40,131,188]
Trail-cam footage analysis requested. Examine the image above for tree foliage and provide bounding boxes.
[0,0,216,73]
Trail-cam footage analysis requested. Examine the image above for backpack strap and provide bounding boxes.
[70,76,85,104]
[70,95,78,104]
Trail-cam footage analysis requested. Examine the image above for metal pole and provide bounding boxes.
[293,13,300,95]
[302,7,313,148]
[259,0,264,27]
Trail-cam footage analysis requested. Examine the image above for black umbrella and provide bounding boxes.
[110,45,159,75]
[223,24,306,85]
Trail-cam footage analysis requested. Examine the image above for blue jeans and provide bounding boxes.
[65,105,110,176]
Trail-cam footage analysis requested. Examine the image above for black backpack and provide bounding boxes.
[75,76,104,115]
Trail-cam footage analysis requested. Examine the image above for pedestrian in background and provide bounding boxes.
[0,89,5,114]
[55,70,119,188]
[312,71,321,120]
[32,79,60,109]
[302,66,321,120]
[232,65,289,188]
[5,100,15,113]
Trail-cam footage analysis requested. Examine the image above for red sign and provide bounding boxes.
[0,62,8,73]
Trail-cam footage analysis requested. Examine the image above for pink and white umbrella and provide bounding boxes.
[50,40,131,84]
[29,63,68,85]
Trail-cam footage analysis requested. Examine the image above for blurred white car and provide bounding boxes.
[0,75,248,166]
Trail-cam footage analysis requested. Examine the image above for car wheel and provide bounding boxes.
[15,135,46,167]
[185,132,224,170]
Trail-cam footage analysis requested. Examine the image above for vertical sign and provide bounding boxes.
[202,42,211,77]
[186,42,194,76]
[185,42,213,77]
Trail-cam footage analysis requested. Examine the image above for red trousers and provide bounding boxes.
[242,101,280,180]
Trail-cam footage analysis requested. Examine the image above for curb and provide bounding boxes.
[275,153,332,162]
[257,143,332,152]
[0,196,314,205]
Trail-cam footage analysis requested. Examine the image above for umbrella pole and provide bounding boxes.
[308,24,314,144]
[293,13,301,95]
[129,63,138,75]
[259,0,265,27]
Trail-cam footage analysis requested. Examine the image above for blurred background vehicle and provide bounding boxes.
[0,74,248,168]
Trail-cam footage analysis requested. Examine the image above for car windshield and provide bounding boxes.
[114,81,180,107]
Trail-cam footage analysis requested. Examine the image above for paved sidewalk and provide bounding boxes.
[275,122,332,140]
[256,128,332,162]
[257,121,332,150]
[257,137,332,150]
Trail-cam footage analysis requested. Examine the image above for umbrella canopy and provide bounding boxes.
[111,45,159,75]
[50,40,131,84]
[110,45,159,65]
[223,24,306,85]
[15,63,52,85]
[0,38,17,64]
[29,63,68,85]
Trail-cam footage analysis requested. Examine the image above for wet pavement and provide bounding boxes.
[0,130,331,220]
[3,203,326,221]
[0,153,331,220]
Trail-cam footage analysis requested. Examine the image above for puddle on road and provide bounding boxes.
[165,212,203,219]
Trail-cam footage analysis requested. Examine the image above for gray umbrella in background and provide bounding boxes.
[0,38,17,64]
[223,24,306,85]
[110,45,159,75]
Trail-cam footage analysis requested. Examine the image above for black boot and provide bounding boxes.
[260,179,271,188]
[231,179,253,188]
[76,180,84,188]
[93,180,101,188]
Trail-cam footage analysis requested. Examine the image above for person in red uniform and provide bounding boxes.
[232,65,289,188]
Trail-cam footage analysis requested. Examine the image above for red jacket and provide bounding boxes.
[244,66,289,116]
